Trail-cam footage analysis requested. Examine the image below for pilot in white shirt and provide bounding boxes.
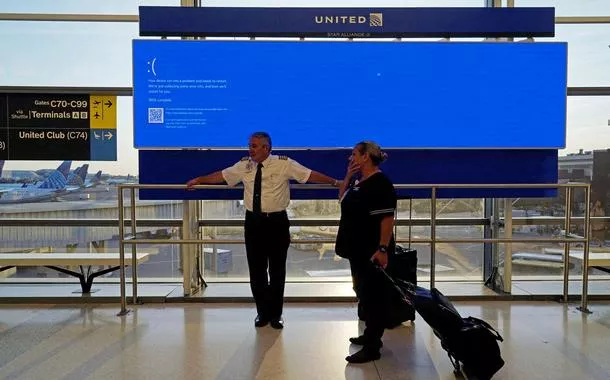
[222,154,311,213]
[187,132,340,329]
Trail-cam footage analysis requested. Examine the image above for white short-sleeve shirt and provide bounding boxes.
[222,154,312,212]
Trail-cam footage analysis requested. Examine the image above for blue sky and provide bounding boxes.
[0,0,609,174]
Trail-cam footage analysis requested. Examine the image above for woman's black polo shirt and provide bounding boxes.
[335,172,397,261]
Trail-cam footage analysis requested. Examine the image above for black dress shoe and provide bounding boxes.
[255,315,269,327]
[270,317,284,329]
[345,347,381,363]
[349,335,383,347]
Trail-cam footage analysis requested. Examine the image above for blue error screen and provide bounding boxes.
[132,40,567,149]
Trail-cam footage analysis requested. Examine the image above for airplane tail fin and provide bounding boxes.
[57,160,72,179]
[79,164,89,182]
[67,164,89,186]
[66,166,80,184]
[37,161,71,190]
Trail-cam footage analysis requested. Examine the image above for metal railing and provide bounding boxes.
[3,86,610,97]
[117,182,593,316]
[2,216,605,228]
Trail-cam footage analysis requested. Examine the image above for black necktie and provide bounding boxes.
[253,162,263,214]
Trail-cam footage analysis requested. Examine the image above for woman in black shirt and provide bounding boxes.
[335,141,397,363]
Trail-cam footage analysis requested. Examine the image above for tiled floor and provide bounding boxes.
[1,301,610,379]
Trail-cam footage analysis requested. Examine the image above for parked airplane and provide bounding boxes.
[107,174,136,185]
[84,170,103,188]
[0,161,72,204]
[66,166,104,189]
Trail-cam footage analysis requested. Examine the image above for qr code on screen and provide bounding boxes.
[148,108,164,124]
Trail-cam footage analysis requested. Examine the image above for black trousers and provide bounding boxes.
[350,258,386,349]
[244,210,291,320]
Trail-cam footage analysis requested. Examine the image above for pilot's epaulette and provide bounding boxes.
[240,156,249,162]
[278,155,288,160]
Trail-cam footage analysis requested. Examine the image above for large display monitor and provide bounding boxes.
[132,40,567,149]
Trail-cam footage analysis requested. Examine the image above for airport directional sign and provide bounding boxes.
[0,94,117,160]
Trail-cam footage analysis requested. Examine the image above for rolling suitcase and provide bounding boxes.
[359,197,417,326]
[386,197,417,325]
[379,270,505,380]
[410,286,505,379]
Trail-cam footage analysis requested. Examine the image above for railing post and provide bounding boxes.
[578,185,592,313]
[131,188,139,305]
[562,186,572,302]
[117,185,129,316]
[181,200,199,295]
[483,198,495,288]
[503,198,513,294]
[430,187,437,288]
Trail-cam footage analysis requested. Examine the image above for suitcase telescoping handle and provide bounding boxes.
[374,263,415,305]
